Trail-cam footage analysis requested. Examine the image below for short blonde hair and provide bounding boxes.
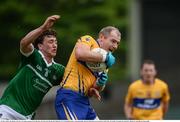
[99,26,121,38]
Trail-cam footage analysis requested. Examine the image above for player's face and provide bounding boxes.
[39,35,58,58]
[140,64,157,84]
[100,30,120,52]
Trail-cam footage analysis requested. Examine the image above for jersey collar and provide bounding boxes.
[38,50,54,67]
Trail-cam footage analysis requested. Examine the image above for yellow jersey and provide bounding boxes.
[125,78,170,120]
[60,35,99,95]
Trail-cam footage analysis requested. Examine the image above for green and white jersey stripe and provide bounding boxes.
[27,64,53,87]
[0,48,65,116]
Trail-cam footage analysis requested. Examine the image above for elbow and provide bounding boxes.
[20,38,26,48]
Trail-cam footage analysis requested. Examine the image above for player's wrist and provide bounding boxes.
[96,80,105,87]
[94,83,105,92]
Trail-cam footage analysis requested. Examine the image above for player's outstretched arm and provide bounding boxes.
[20,15,60,54]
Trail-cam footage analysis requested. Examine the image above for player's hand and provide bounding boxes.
[126,113,134,120]
[41,15,60,30]
[96,72,108,87]
[127,116,134,120]
[105,52,115,68]
[88,87,101,101]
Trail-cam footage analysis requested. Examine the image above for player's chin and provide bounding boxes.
[51,52,57,57]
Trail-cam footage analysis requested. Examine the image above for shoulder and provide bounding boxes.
[80,35,96,42]
[53,62,65,70]
[20,48,40,61]
[155,78,169,88]
[128,79,142,89]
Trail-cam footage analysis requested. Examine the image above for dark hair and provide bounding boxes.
[34,29,57,49]
[141,59,156,68]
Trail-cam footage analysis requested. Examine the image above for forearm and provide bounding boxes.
[162,102,169,118]
[75,43,103,62]
[124,103,133,119]
[76,49,103,62]
[20,26,44,48]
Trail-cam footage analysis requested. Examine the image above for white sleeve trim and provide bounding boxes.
[102,53,107,62]
[20,45,34,57]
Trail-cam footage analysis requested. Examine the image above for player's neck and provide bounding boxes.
[142,79,155,85]
[39,50,53,64]
[45,56,52,64]
[43,53,54,64]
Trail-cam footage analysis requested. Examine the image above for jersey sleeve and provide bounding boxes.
[77,35,96,48]
[162,83,170,102]
[20,45,34,57]
[18,48,38,70]
[125,84,133,104]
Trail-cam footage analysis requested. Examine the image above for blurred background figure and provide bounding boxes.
[124,60,170,120]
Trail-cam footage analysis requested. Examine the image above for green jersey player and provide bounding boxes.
[0,15,65,120]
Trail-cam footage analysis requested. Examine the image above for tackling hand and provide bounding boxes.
[96,72,108,87]
[105,52,115,68]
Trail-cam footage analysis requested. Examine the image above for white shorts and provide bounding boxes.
[0,105,33,120]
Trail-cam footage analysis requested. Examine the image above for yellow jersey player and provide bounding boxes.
[55,26,121,120]
[124,60,170,120]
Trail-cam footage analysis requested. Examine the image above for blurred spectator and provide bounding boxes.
[124,59,170,120]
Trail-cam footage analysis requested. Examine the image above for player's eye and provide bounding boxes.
[55,40,57,44]
[111,39,118,45]
[48,40,53,43]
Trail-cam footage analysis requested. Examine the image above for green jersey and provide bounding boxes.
[0,49,64,116]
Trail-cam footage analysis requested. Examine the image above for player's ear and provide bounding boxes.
[99,33,105,40]
[38,43,43,50]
